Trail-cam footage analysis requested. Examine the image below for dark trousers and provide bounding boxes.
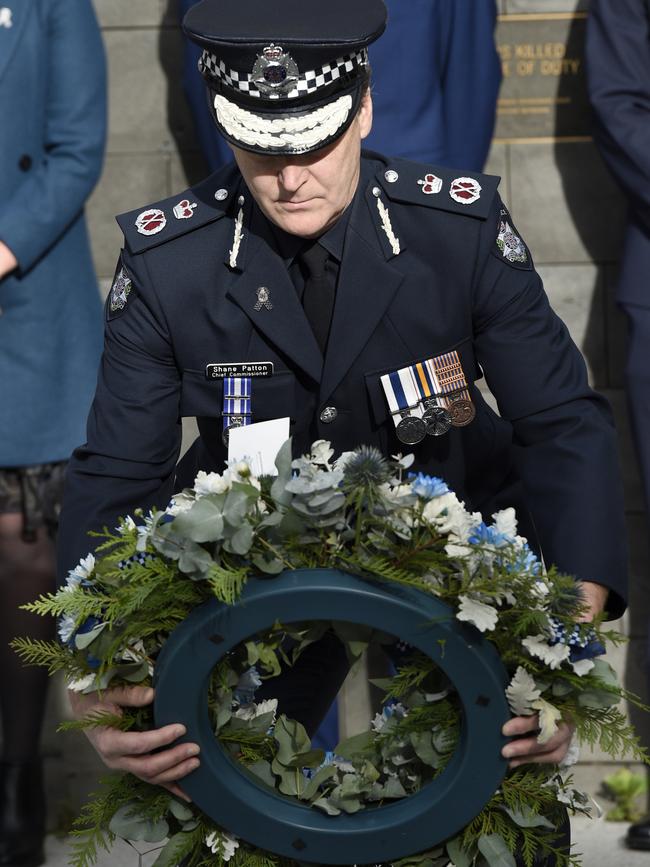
[622,302,650,700]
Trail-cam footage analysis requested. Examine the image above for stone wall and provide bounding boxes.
[45,0,648,827]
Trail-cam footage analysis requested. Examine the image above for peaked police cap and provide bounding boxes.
[183,0,386,155]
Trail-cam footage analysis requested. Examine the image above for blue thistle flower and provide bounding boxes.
[342,446,390,488]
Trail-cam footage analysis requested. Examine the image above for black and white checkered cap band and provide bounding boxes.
[199,48,368,100]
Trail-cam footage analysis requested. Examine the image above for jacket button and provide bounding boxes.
[19,154,32,171]
[320,406,338,424]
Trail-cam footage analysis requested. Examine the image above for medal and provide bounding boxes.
[422,405,452,437]
[396,415,427,445]
[380,369,425,445]
[448,396,475,427]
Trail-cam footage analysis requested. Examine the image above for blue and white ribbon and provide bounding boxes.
[380,367,423,429]
[223,376,252,437]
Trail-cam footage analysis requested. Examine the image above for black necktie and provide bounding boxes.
[299,242,335,354]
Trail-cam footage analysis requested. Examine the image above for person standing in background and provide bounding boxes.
[180,0,502,173]
[585,0,650,852]
[0,1,107,864]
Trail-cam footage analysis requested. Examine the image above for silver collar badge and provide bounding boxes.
[0,7,12,27]
[251,44,299,95]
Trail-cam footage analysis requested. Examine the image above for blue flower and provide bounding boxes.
[468,522,508,547]
[234,667,262,705]
[409,473,449,499]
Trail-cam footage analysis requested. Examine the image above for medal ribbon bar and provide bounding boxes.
[222,376,252,438]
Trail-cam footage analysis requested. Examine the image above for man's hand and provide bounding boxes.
[578,580,609,622]
[0,241,18,280]
[502,715,575,769]
[500,580,607,768]
[68,685,201,802]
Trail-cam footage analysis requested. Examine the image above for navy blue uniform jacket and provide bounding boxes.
[58,154,628,618]
[586,0,650,305]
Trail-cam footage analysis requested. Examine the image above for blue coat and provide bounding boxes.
[58,155,628,619]
[0,0,107,467]
[586,0,650,306]
[180,0,501,172]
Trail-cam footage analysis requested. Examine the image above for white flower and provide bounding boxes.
[58,615,76,644]
[559,731,581,767]
[233,698,278,723]
[309,440,335,467]
[492,507,518,540]
[531,697,562,744]
[522,635,570,670]
[334,450,355,470]
[63,553,95,592]
[165,492,195,516]
[205,831,239,861]
[194,470,230,496]
[531,579,550,599]
[571,658,595,677]
[506,666,542,716]
[66,673,97,693]
[456,595,499,632]
[117,515,137,534]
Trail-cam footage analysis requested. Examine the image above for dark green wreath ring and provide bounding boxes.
[154,568,510,864]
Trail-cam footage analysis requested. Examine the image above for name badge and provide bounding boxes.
[206,362,274,380]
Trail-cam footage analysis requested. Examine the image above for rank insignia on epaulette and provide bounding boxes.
[135,208,166,236]
[494,206,532,270]
[450,177,482,205]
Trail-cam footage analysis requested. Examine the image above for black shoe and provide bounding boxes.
[626,818,650,851]
[0,760,45,867]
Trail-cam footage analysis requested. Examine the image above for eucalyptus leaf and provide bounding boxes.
[285,748,325,769]
[274,715,312,765]
[223,488,254,527]
[172,498,225,543]
[116,661,149,683]
[177,542,214,578]
[502,806,554,829]
[248,760,276,788]
[577,688,619,709]
[446,836,472,867]
[551,679,574,698]
[312,796,341,815]
[225,522,254,555]
[302,763,338,801]
[74,622,108,650]
[151,832,191,867]
[181,819,199,832]
[168,799,194,822]
[251,554,284,575]
[410,731,440,768]
[109,803,169,842]
[335,730,374,759]
[477,834,516,867]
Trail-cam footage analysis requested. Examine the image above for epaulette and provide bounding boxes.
[115,164,242,255]
[374,157,500,220]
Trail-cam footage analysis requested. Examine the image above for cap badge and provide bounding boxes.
[418,173,442,195]
[449,177,482,205]
[173,199,197,220]
[251,44,299,96]
[135,208,166,236]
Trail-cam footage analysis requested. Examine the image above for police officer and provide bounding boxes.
[59,0,628,862]
[586,0,650,851]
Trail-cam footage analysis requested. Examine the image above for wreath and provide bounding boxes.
[15,441,647,867]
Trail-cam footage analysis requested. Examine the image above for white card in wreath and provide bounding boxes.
[227,417,290,476]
